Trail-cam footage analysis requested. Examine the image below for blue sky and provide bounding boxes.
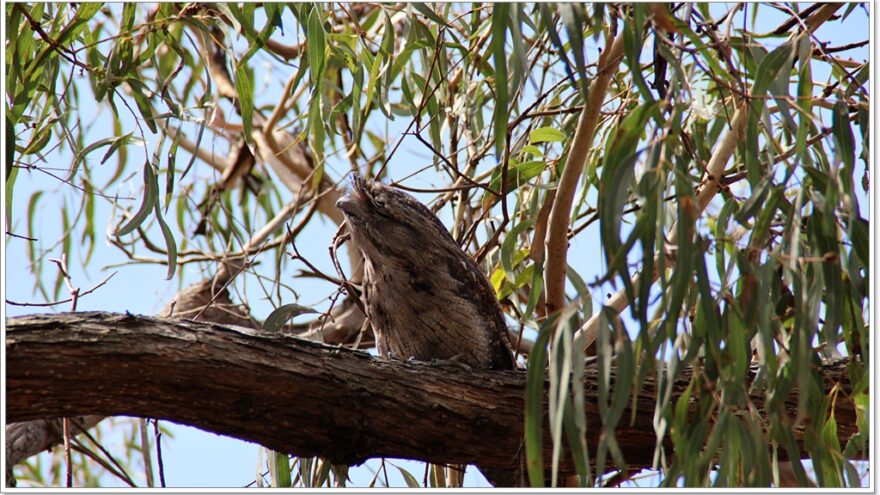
[4,3,871,488]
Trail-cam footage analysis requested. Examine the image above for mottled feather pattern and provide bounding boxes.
[336,177,516,370]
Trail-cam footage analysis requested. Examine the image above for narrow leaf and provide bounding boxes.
[530,127,567,143]
[116,162,158,236]
[263,304,318,333]
[491,4,509,159]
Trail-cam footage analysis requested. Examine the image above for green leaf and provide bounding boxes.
[5,114,15,182]
[598,102,656,290]
[234,65,254,149]
[116,161,158,236]
[100,132,138,165]
[394,465,421,488]
[26,3,102,78]
[263,304,319,333]
[623,5,655,102]
[164,122,180,211]
[154,201,177,280]
[179,105,208,180]
[566,264,592,320]
[360,48,383,144]
[71,133,135,181]
[412,3,450,27]
[485,160,547,210]
[522,260,544,323]
[270,451,291,487]
[521,144,544,157]
[120,3,136,32]
[25,190,42,264]
[530,127,567,143]
[501,220,533,284]
[104,115,133,187]
[308,91,325,160]
[715,198,737,279]
[540,4,577,92]
[751,40,793,99]
[564,337,590,484]
[59,205,71,296]
[21,125,53,157]
[213,4,242,37]
[81,179,96,264]
[832,97,855,174]
[525,317,554,487]
[225,3,262,50]
[377,12,395,119]
[5,152,18,228]
[559,3,589,101]
[307,8,326,85]
[850,216,869,270]
[127,80,158,134]
[491,4,509,159]
[490,265,506,295]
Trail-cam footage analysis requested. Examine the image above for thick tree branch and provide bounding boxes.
[7,312,863,476]
[544,33,624,316]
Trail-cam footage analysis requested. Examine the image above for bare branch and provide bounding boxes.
[543,32,625,316]
[7,312,864,477]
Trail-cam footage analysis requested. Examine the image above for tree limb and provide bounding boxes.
[7,312,864,478]
[543,33,624,316]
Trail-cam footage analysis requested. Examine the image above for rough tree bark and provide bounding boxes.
[7,311,864,481]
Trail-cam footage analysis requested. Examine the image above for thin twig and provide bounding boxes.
[67,442,136,487]
[6,271,117,307]
[408,131,498,196]
[327,226,366,315]
[152,419,166,487]
[69,418,138,487]
[63,418,73,487]
[5,231,38,241]
[48,253,80,486]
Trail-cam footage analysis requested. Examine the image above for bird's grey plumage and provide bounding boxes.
[336,176,516,370]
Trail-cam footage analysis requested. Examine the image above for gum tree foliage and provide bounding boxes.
[5,2,869,488]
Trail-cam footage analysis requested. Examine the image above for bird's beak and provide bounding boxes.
[337,175,369,215]
[336,194,354,214]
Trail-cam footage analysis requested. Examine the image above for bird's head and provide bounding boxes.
[336,176,454,262]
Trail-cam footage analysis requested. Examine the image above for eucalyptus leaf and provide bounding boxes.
[263,304,319,333]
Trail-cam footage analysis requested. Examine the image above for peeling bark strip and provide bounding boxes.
[7,312,863,473]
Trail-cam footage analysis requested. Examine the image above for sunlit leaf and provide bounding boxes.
[529,127,566,143]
